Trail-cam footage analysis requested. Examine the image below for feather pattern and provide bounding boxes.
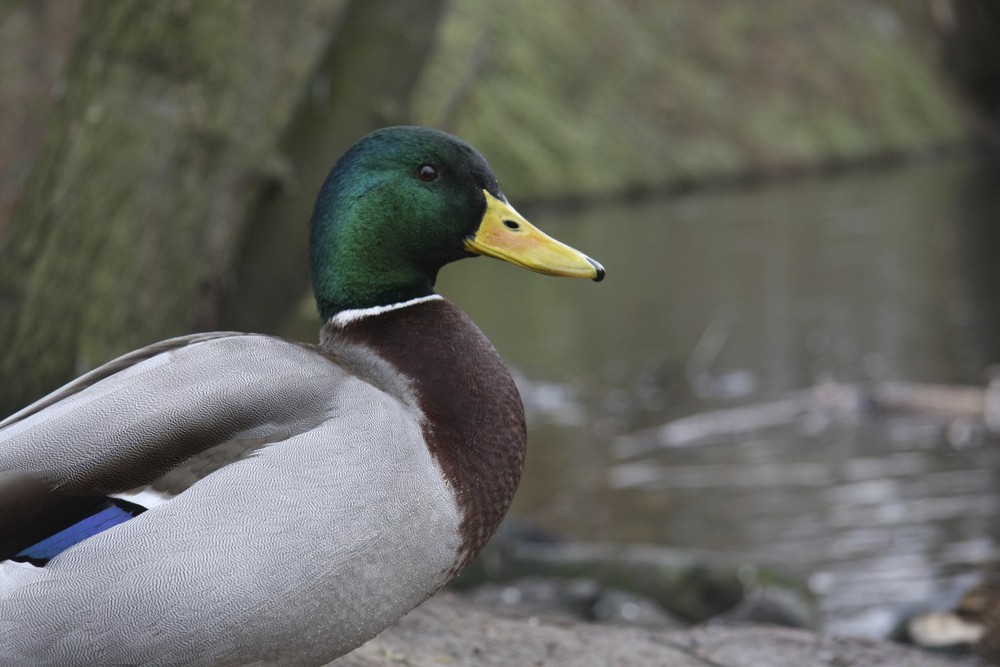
[0,304,480,665]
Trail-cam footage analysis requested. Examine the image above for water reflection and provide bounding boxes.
[954,155,1000,373]
[438,157,1000,635]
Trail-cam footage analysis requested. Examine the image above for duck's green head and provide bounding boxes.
[309,126,603,319]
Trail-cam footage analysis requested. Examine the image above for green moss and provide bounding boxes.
[412,0,966,201]
[0,1,341,412]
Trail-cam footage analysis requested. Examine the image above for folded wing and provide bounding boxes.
[0,333,348,559]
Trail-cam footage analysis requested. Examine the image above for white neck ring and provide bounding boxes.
[328,294,444,327]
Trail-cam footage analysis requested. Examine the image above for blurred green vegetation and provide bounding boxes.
[412,0,965,201]
[0,0,981,410]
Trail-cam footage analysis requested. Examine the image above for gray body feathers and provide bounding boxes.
[0,332,463,666]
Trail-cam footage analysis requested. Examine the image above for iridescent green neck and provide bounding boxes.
[309,190,440,320]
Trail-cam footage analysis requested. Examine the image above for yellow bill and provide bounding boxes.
[465,190,605,282]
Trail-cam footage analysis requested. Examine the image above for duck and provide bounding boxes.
[0,126,604,666]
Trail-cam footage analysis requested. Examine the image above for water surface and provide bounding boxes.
[439,156,1000,635]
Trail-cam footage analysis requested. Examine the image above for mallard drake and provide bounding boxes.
[0,126,603,666]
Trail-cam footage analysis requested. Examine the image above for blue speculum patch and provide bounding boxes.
[14,501,145,565]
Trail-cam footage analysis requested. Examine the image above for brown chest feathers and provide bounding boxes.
[322,299,527,567]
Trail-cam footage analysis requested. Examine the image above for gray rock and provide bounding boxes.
[590,586,683,628]
[715,585,816,629]
[465,576,684,628]
[455,536,818,628]
[334,594,975,667]
[465,576,599,621]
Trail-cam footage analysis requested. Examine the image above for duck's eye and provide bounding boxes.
[417,164,439,182]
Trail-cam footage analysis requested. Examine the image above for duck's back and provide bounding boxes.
[0,298,524,666]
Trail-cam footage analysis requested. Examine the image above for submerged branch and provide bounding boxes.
[615,380,1000,458]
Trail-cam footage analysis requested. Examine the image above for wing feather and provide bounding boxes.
[0,334,347,545]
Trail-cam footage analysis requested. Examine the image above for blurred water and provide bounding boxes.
[438,155,1000,635]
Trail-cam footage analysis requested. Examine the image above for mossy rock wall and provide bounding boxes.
[413,0,966,202]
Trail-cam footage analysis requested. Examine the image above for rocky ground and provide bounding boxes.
[327,526,996,666]
[335,594,976,667]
